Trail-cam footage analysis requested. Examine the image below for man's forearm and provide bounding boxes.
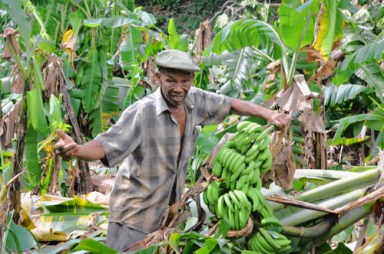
[230,98,273,122]
[75,140,106,161]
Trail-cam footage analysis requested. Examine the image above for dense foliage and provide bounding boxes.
[0,0,383,253]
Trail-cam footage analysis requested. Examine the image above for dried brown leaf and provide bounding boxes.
[195,19,212,57]
[1,28,22,60]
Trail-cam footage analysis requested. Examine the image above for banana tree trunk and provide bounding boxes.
[9,98,26,223]
[61,79,93,194]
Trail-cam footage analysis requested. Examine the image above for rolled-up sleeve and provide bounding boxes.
[95,104,142,167]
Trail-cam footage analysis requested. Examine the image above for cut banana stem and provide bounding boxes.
[269,167,381,211]
[278,188,366,226]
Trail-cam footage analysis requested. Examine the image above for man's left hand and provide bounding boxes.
[269,111,291,130]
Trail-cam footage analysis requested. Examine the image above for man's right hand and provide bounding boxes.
[54,129,79,160]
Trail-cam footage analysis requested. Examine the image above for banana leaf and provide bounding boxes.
[26,87,48,135]
[279,0,317,50]
[36,195,107,234]
[2,0,32,53]
[23,123,40,190]
[5,213,38,252]
[323,84,373,108]
[168,18,188,51]
[312,0,345,60]
[80,47,103,113]
[355,63,384,101]
[340,40,384,71]
[120,25,143,71]
[211,19,289,79]
[89,106,103,138]
[72,239,116,254]
[83,17,142,28]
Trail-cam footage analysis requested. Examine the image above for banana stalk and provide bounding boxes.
[269,167,381,211]
[278,188,366,226]
[314,202,374,246]
[293,169,360,180]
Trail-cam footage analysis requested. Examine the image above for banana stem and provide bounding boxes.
[282,215,337,238]
[293,169,360,180]
[269,168,381,211]
[278,188,366,226]
[314,202,374,245]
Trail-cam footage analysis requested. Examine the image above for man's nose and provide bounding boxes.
[174,83,183,92]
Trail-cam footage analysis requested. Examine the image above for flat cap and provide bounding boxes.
[155,49,201,72]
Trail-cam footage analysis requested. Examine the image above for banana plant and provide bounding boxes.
[327,2,384,158]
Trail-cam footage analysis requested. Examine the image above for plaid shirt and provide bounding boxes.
[95,86,232,233]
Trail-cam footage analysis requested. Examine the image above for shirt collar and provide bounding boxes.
[154,87,195,116]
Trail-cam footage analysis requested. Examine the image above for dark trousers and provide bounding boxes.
[106,222,147,251]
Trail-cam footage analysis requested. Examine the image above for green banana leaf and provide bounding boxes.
[279,0,317,50]
[323,84,374,108]
[203,49,261,96]
[168,17,189,51]
[120,25,143,71]
[2,0,32,53]
[37,195,107,233]
[72,239,116,254]
[26,87,49,135]
[340,40,384,71]
[332,102,384,142]
[312,0,344,60]
[83,17,142,28]
[48,94,63,132]
[68,10,85,38]
[5,212,38,252]
[89,106,103,137]
[355,63,384,102]
[80,47,103,113]
[23,123,40,190]
[210,19,289,79]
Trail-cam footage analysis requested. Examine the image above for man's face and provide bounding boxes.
[156,68,194,108]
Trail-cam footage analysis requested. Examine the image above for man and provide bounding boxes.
[55,49,290,251]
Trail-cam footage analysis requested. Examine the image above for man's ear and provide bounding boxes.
[155,71,161,84]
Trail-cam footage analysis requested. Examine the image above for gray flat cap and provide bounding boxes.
[155,49,201,72]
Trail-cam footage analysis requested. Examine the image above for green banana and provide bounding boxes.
[228,190,244,209]
[244,122,262,133]
[230,162,245,182]
[233,208,239,230]
[202,190,208,205]
[259,228,283,251]
[212,162,222,176]
[233,190,252,212]
[253,233,275,254]
[245,149,260,163]
[217,195,225,218]
[261,216,283,231]
[243,161,256,175]
[256,231,276,253]
[224,150,238,169]
[235,174,246,189]
[256,125,276,142]
[246,188,260,212]
[258,148,271,162]
[246,169,255,184]
[223,193,235,211]
[229,153,245,172]
[241,182,249,194]
[245,142,259,157]
[260,152,273,172]
[258,135,271,151]
[237,121,253,132]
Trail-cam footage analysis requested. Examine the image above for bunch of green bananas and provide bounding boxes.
[204,122,277,226]
[203,120,292,251]
[247,227,291,253]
